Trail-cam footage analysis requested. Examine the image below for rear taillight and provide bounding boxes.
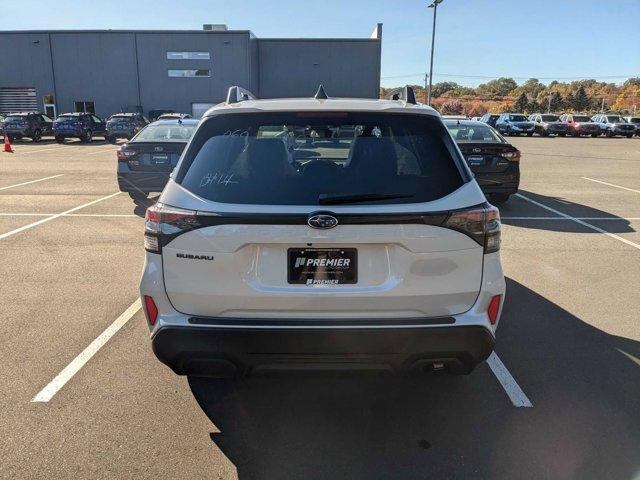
[117,147,137,161]
[143,295,158,325]
[144,202,199,253]
[500,150,520,162]
[443,204,501,253]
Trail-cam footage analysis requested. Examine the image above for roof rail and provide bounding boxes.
[386,86,417,105]
[226,86,257,104]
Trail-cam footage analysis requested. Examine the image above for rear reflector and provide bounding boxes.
[487,295,501,325]
[144,295,158,325]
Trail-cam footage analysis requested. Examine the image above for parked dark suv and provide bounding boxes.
[528,113,569,136]
[53,112,106,143]
[2,112,53,142]
[495,113,535,136]
[105,113,149,143]
[625,116,640,136]
[479,113,500,127]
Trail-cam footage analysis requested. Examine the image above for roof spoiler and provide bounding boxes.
[386,86,417,105]
[226,86,257,104]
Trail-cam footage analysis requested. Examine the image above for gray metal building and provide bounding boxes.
[0,24,382,119]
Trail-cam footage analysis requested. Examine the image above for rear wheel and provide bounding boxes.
[606,130,613,138]
[490,193,511,204]
[81,129,93,143]
[55,135,65,144]
[591,133,598,138]
[626,134,633,139]
[106,135,116,144]
[526,132,533,137]
[559,133,566,137]
[32,129,42,142]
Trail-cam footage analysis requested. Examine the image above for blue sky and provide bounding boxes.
[1,0,638,87]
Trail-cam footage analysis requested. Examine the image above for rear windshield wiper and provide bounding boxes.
[318,193,414,205]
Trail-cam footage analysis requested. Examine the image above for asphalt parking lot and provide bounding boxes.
[0,136,639,480]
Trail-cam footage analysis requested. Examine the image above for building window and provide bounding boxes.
[167,52,210,60]
[74,101,95,113]
[168,69,211,78]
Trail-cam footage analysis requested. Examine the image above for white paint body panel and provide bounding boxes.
[162,223,484,318]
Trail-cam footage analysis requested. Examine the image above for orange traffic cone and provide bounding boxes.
[3,134,13,153]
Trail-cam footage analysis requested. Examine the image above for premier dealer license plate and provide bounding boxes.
[288,248,357,285]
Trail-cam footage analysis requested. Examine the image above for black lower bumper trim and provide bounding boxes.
[151,324,495,377]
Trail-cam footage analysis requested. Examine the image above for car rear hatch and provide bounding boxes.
[123,142,186,172]
[150,111,493,320]
[457,143,517,174]
[54,117,81,134]
[3,117,28,132]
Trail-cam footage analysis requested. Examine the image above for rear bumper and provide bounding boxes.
[151,323,495,376]
[117,171,170,193]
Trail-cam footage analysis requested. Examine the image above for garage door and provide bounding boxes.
[191,103,215,119]
[0,87,37,113]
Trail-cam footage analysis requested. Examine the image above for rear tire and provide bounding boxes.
[591,133,598,138]
[526,132,533,137]
[32,129,42,142]
[81,129,93,143]
[106,135,116,144]
[55,135,65,144]
[128,190,148,200]
[606,130,613,138]
[626,134,633,138]
[490,193,511,204]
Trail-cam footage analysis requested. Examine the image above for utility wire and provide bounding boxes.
[381,72,637,80]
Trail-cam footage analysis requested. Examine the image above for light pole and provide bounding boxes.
[426,0,444,106]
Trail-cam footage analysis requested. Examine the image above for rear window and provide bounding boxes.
[132,123,197,142]
[541,115,559,122]
[109,116,133,123]
[176,112,465,206]
[607,116,626,123]
[573,115,591,122]
[5,115,26,121]
[446,123,505,143]
[508,115,528,122]
[56,115,79,122]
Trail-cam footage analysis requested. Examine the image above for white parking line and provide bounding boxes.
[87,147,119,155]
[515,193,640,250]
[0,174,64,191]
[32,299,142,403]
[15,146,67,155]
[487,352,533,408]
[582,177,640,194]
[0,192,120,240]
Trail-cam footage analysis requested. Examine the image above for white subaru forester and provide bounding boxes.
[140,86,505,377]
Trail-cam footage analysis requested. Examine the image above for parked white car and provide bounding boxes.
[140,86,506,377]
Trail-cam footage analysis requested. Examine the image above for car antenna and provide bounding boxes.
[314,84,329,100]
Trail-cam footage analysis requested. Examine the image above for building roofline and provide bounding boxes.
[0,29,254,35]
[0,29,381,42]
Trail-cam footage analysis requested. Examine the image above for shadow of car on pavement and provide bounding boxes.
[187,277,640,480]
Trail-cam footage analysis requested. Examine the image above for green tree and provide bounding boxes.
[430,82,460,98]
[477,77,518,99]
[549,92,564,112]
[527,99,542,113]
[573,86,590,111]
[514,92,528,112]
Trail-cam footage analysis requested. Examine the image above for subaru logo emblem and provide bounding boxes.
[473,147,481,153]
[154,146,163,152]
[308,213,338,229]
